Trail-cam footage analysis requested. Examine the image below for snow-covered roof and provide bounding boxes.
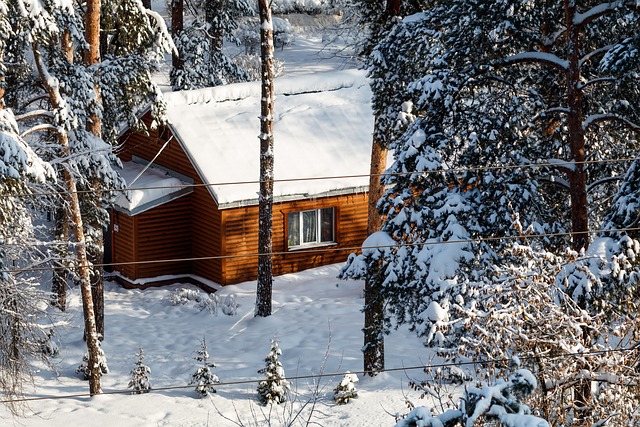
[162,69,375,208]
[115,160,193,216]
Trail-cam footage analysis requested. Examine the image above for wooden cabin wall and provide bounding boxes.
[117,115,224,284]
[221,193,369,285]
[112,210,138,279]
[134,195,193,277]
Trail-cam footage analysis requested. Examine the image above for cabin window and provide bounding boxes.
[287,207,335,249]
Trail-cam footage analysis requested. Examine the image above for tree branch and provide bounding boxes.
[495,52,568,73]
[583,114,640,133]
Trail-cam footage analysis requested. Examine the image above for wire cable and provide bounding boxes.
[1,345,637,404]
[0,156,635,199]
[5,225,640,275]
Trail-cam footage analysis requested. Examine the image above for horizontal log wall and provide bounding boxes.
[116,113,369,286]
[221,192,369,285]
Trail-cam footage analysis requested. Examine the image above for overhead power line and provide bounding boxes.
[5,225,640,275]
[0,156,635,199]
[1,345,637,405]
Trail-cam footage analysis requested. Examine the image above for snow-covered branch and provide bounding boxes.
[14,109,54,122]
[20,123,58,138]
[587,175,624,193]
[574,1,625,27]
[496,52,568,72]
[583,113,640,133]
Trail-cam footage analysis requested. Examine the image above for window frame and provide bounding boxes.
[286,207,336,251]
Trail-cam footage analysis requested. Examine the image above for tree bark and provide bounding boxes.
[205,0,225,52]
[84,0,105,340]
[362,0,400,376]
[565,1,589,253]
[565,3,591,423]
[255,0,274,318]
[51,206,69,311]
[33,44,102,395]
[171,0,184,70]
[363,126,387,375]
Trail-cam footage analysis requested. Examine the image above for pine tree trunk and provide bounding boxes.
[255,0,275,318]
[565,2,591,423]
[84,0,105,340]
[171,0,184,70]
[88,227,105,340]
[205,0,224,52]
[363,128,387,375]
[51,206,69,311]
[50,29,74,312]
[32,45,102,395]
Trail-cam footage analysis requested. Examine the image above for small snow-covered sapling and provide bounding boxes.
[128,347,151,394]
[333,371,359,404]
[190,337,220,398]
[257,338,290,405]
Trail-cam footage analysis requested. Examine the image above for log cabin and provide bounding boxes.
[109,70,376,290]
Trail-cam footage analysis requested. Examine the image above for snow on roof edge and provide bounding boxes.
[163,69,368,107]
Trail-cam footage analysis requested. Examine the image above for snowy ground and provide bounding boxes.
[2,265,442,426]
[0,9,445,427]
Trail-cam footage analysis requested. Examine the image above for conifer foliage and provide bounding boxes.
[333,372,359,405]
[257,339,290,405]
[128,347,151,394]
[190,337,220,398]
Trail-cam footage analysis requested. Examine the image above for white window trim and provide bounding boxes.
[287,208,335,250]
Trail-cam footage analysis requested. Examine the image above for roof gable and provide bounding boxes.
[163,70,375,208]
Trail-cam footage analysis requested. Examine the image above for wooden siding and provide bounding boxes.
[112,195,193,279]
[115,112,369,286]
[220,193,369,285]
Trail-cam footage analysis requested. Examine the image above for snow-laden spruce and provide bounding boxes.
[170,0,251,90]
[128,347,151,394]
[341,1,640,424]
[395,369,549,427]
[257,339,290,405]
[190,337,220,398]
[333,372,358,405]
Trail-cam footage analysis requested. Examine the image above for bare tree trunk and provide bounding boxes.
[51,206,69,310]
[50,29,74,312]
[565,0,588,253]
[84,0,105,340]
[566,2,590,423]
[142,0,151,9]
[363,127,387,375]
[171,0,183,70]
[33,44,102,395]
[255,0,275,318]
[362,0,401,376]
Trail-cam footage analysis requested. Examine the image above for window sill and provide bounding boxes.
[287,242,337,252]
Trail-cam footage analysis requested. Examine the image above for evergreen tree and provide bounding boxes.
[333,372,359,405]
[170,0,251,90]
[0,84,55,411]
[345,0,640,345]
[257,339,289,405]
[128,347,151,394]
[190,337,220,397]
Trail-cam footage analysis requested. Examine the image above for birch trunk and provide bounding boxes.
[255,0,274,318]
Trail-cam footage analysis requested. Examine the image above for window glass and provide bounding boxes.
[321,208,334,242]
[302,210,317,243]
[288,212,300,247]
[287,207,335,248]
